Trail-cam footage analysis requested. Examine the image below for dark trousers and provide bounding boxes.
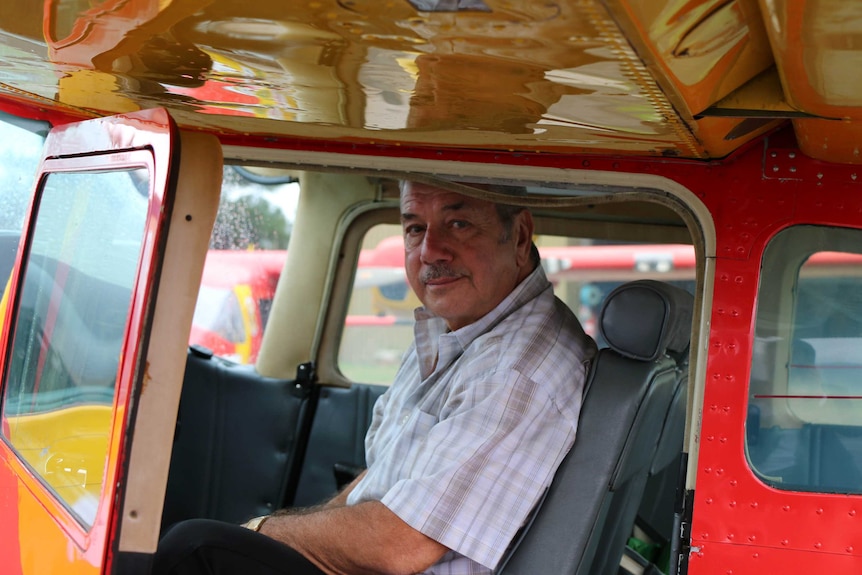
[153,519,326,575]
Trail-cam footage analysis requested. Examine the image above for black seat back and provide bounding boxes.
[501,280,693,575]
[161,348,314,531]
[637,369,688,543]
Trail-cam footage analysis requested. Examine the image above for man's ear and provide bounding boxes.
[514,209,534,267]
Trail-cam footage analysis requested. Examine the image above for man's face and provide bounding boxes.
[400,182,533,331]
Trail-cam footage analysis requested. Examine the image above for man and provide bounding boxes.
[154,180,596,574]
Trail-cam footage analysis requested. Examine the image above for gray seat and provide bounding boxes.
[636,369,688,546]
[500,280,694,575]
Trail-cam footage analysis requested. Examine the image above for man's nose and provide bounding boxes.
[420,227,453,263]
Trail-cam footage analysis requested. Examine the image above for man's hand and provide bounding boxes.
[258,499,447,575]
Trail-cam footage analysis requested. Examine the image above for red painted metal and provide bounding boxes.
[674,136,862,574]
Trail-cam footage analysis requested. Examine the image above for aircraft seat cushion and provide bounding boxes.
[599,280,693,362]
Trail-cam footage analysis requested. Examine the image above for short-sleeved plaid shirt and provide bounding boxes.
[346,266,596,574]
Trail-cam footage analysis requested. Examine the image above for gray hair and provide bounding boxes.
[400,180,540,269]
[494,204,540,270]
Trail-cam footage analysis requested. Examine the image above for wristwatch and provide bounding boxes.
[243,515,270,532]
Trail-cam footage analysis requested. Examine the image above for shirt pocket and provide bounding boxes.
[406,409,438,441]
[395,409,439,476]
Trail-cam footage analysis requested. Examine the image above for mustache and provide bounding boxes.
[421,264,463,283]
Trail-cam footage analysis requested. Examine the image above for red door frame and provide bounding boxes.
[0,109,176,575]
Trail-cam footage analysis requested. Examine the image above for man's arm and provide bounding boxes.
[259,499,448,575]
[323,469,366,509]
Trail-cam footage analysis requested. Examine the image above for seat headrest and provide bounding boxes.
[598,280,694,362]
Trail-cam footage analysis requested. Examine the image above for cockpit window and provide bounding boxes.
[0,115,45,289]
[1,168,149,528]
[748,225,862,494]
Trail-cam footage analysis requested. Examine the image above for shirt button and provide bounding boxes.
[401,414,410,425]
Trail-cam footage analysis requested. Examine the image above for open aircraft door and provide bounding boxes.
[0,109,221,574]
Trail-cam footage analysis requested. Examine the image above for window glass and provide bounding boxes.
[340,225,413,384]
[0,116,45,290]
[1,168,148,527]
[189,166,296,364]
[338,224,695,385]
[748,225,862,494]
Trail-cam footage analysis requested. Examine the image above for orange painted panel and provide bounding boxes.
[793,117,862,164]
[611,0,775,116]
[0,441,102,574]
[760,0,862,119]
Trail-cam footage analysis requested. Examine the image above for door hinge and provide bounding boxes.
[670,454,693,575]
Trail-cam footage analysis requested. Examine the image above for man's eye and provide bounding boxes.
[451,220,470,229]
[404,225,424,235]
